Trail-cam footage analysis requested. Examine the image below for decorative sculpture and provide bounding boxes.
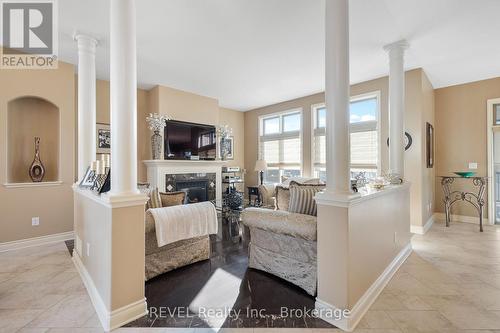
[29,137,45,182]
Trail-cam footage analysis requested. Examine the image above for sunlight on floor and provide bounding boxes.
[188,268,242,328]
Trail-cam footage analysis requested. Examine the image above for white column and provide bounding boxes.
[324,0,351,194]
[109,0,138,195]
[384,40,409,180]
[75,34,98,182]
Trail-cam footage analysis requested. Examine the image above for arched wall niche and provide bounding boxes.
[7,96,60,183]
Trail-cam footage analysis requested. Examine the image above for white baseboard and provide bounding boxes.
[411,215,435,235]
[0,231,74,252]
[315,243,412,332]
[72,250,148,331]
[433,212,489,225]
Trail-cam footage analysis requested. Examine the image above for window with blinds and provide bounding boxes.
[312,94,380,181]
[259,110,302,183]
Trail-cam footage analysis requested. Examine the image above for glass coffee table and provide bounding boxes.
[211,199,274,242]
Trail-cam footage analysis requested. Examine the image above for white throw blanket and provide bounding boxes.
[150,201,218,247]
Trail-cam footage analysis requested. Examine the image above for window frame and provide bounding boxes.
[259,108,303,184]
[310,91,381,178]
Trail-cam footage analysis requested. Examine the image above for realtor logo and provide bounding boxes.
[1,0,58,69]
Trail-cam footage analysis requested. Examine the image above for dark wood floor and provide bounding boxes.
[66,215,334,329]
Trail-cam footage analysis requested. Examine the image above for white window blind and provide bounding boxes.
[259,110,302,183]
[312,95,379,181]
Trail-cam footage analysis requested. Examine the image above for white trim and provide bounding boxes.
[315,243,412,332]
[72,251,109,331]
[487,98,500,225]
[0,231,74,252]
[3,181,63,188]
[315,182,410,208]
[72,251,148,332]
[73,185,148,209]
[143,161,224,203]
[109,298,148,331]
[410,215,434,235]
[433,212,489,225]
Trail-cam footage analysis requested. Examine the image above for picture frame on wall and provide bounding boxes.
[96,123,111,154]
[226,136,234,160]
[426,122,434,168]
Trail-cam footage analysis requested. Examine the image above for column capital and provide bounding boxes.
[74,33,98,54]
[383,39,409,55]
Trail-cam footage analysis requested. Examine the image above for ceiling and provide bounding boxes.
[58,0,500,111]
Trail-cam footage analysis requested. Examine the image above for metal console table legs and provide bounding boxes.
[439,176,487,232]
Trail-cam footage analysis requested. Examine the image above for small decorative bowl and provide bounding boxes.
[454,171,476,178]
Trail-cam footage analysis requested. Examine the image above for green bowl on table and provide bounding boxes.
[454,171,476,178]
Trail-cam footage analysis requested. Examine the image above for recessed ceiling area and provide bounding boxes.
[58,0,500,111]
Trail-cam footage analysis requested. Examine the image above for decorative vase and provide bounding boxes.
[29,137,45,182]
[226,190,243,209]
[151,130,162,160]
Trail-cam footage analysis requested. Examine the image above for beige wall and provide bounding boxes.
[150,85,220,125]
[421,73,436,224]
[317,185,411,312]
[434,77,500,218]
[74,189,146,318]
[244,69,434,228]
[244,76,392,187]
[149,84,245,170]
[0,61,76,243]
[7,97,60,182]
[94,79,150,182]
[219,107,245,169]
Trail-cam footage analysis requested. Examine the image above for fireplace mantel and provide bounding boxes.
[143,159,227,167]
[143,159,227,203]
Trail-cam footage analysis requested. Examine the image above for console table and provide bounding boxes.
[439,176,487,232]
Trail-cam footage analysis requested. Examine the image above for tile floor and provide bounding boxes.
[1,219,500,333]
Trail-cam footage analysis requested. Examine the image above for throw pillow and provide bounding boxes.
[274,185,290,211]
[159,191,186,207]
[288,182,325,216]
[281,176,323,186]
[148,187,163,209]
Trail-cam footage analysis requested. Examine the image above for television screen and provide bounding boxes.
[164,120,217,160]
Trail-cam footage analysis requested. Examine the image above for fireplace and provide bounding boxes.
[176,180,208,203]
[165,173,216,203]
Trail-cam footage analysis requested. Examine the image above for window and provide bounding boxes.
[312,93,380,182]
[259,110,302,183]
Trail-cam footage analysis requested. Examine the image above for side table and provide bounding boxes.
[439,176,487,232]
[247,186,261,206]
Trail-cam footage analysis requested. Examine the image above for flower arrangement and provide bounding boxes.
[216,124,233,139]
[146,113,170,133]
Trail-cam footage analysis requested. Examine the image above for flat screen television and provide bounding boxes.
[164,120,217,160]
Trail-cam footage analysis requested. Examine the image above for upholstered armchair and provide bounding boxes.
[144,190,211,280]
[241,207,317,295]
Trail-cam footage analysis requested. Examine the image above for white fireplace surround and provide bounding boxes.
[143,160,227,203]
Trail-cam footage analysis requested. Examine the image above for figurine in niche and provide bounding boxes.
[29,137,45,182]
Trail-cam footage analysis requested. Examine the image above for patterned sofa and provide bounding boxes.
[242,177,323,296]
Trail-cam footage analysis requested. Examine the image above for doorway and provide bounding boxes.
[487,98,500,225]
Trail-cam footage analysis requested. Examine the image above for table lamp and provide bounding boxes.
[254,159,268,185]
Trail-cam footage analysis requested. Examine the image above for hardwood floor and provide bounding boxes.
[1,218,500,332]
[127,217,332,329]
